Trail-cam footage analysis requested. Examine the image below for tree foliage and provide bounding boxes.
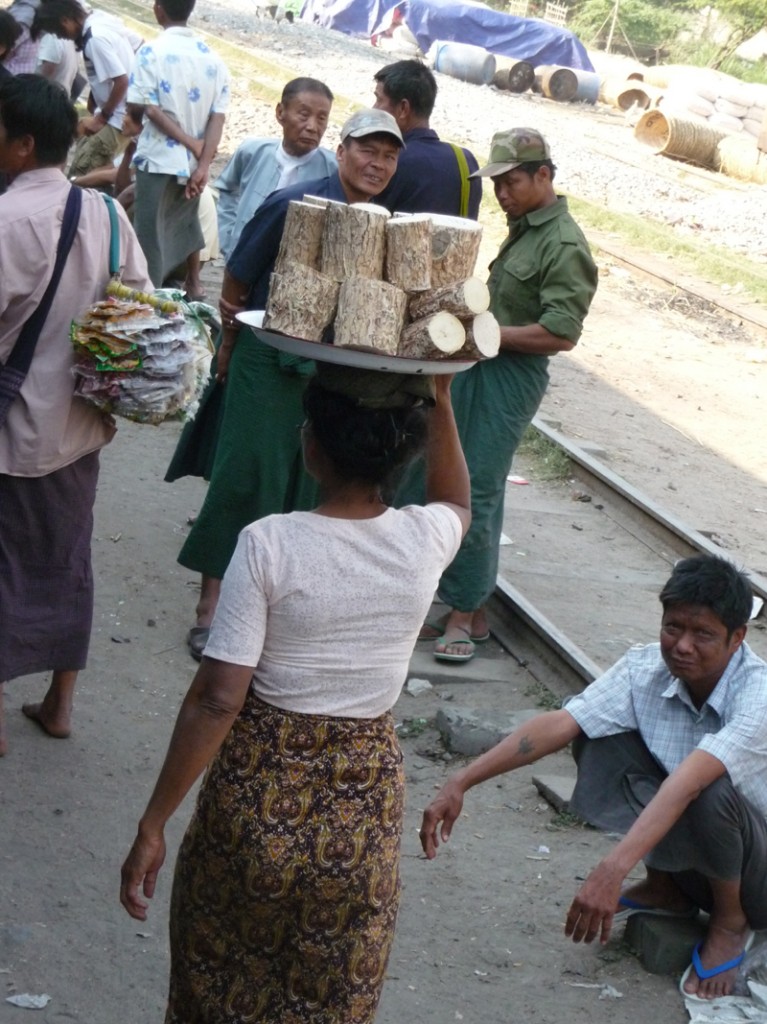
[569,0,687,49]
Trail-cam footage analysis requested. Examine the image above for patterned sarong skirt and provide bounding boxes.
[166,691,405,1024]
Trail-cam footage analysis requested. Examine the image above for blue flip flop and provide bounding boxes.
[613,895,698,925]
[679,933,754,1000]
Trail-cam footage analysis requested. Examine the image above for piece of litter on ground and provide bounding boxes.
[537,845,550,854]
[599,985,623,999]
[499,532,513,546]
[405,677,433,697]
[109,532,122,542]
[474,970,488,977]
[6,994,51,1009]
[507,474,529,485]
[526,855,548,861]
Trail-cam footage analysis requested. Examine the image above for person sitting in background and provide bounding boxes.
[121,368,471,1023]
[69,104,141,195]
[421,555,767,1002]
[215,76,337,260]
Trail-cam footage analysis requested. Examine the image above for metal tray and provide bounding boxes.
[237,313,478,375]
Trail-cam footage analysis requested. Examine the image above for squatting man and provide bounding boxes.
[421,554,767,1001]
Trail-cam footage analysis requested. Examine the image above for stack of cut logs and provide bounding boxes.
[263,196,501,361]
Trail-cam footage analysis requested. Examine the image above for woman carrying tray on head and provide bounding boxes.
[120,365,471,1024]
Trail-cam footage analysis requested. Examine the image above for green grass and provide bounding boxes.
[567,195,767,306]
[517,426,572,482]
[524,678,564,709]
[481,189,767,308]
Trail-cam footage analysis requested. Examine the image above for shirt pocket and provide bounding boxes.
[499,255,541,324]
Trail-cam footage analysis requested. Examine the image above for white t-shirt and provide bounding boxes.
[81,12,136,128]
[36,33,78,91]
[204,504,463,718]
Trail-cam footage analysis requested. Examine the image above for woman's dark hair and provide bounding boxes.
[31,0,88,38]
[660,555,752,636]
[0,11,23,56]
[302,380,429,491]
[0,74,77,164]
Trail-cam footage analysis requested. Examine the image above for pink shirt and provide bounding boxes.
[0,168,151,476]
[3,26,39,75]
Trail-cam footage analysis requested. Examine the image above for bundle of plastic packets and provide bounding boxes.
[71,285,215,424]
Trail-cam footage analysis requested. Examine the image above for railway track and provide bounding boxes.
[484,418,767,699]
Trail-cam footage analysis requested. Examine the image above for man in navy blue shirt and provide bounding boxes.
[177,109,405,659]
[372,58,481,219]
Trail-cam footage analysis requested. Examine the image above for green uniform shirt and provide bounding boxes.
[487,195,598,344]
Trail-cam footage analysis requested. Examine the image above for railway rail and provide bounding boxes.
[484,418,767,699]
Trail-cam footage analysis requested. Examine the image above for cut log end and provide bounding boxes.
[460,311,501,359]
[398,311,466,360]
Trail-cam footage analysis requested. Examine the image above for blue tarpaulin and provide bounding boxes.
[300,0,594,72]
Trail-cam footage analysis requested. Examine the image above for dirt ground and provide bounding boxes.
[2,252,765,1024]
[2,24,767,1024]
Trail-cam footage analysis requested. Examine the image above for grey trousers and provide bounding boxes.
[569,731,767,928]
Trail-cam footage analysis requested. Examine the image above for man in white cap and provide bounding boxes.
[404,127,598,663]
[178,109,404,659]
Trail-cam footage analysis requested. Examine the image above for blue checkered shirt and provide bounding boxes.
[565,642,767,817]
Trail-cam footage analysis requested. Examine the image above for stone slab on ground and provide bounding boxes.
[624,914,706,975]
[532,773,576,812]
[407,641,517,687]
[435,704,540,756]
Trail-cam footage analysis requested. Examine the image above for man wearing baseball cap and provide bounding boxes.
[177,108,404,657]
[410,127,598,662]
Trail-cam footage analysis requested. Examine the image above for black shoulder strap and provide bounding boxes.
[7,186,83,375]
[0,186,82,429]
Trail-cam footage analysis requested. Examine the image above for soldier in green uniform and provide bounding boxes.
[405,128,599,662]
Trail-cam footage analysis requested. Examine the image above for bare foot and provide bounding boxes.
[21,701,71,739]
[682,924,751,999]
[618,878,694,916]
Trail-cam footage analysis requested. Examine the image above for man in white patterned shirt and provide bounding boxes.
[126,0,229,298]
[420,554,767,1002]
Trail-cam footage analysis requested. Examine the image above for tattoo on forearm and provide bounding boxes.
[518,735,534,756]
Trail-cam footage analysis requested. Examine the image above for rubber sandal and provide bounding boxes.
[679,933,754,1001]
[434,626,476,664]
[613,895,699,925]
[187,626,210,662]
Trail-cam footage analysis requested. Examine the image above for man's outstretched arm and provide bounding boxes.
[420,709,582,858]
